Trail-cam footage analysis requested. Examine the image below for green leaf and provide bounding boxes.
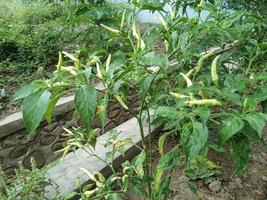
[178,32,189,53]
[143,52,169,71]
[156,106,183,119]
[108,193,121,200]
[261,100,267,113]
[219,116,244,144]
[230,135,250,172]
[156,145,180,171]
[224,74,246,93]
[45,93,61,124]
[140,75,154,100]
[97,94,109,129]
[208,143,225,152]
[132,183,148,197]
[154,146,180,192]
[12,84,38,102]
[22,90,51,134]
[224,93,243,106]
[158,132,170,156]
[182,122,209,162]
[195,106,210,123]
[75,85,97,131]
[244,112,266,138]
[133,150,146,178]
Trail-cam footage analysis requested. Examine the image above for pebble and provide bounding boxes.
[262,176,267,182]
[208,180,221,192]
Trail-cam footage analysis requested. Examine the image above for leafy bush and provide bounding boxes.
[13,0,267,199]
[0,0,123,71]
[0,159,49,200]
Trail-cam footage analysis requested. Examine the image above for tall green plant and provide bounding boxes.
[14,0,267,199]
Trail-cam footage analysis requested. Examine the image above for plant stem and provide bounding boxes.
[137,117,152,200]
[146,104,153,178]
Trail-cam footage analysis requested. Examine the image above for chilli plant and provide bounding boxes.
[13,0,267,199]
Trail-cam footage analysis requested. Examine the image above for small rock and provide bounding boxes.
[262,176,267,182]
[208,180,221,192]
[234,177,243,188]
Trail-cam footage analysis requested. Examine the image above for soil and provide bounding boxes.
[128,127,267,200]
[0,68,37,118]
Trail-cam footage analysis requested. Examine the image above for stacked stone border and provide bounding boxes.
[0,84,139,177]
[45,112,159,198]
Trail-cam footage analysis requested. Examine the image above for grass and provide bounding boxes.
[0,0,124,115]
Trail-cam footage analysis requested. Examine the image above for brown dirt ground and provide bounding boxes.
[127,127,267,200]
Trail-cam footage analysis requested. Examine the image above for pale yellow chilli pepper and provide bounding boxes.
[198,0,204,8]
[115,95,128,110]
[211,55,220,86]
[180,73,193,87]
[105,54,111,73]
[132,18,145,50]
[170,92,189,99]
[157,13,168,31]
[122,175,128,189]
[185,68,195,77]
[56,52,62,72]
[132,17,139,39]
[120,10,126,30]
[164,39,169,52]
[62,51,78,62]
[100,23,121,34]
[62,66,77,76]
[167,3,175,19]
[84,188,99,198]
[195,48,218,73]
[187,99,222,106]
[96,62,103,80]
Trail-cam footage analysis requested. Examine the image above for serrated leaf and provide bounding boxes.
[245,112,266,138]
[133,150,146,178]
[219,116,244,144]
[75,85,97,131]
[22,90,51,134]
[154,146,180,191]
[182,122,209,162]
[158,132,170,156]
[230,135,250,172]
[157,145,180,170]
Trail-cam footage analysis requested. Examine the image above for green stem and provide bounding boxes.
[146,104,153,178]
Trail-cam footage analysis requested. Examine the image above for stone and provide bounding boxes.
[23,151,46,169]
[40,135,57,145]
[262,176,267,182]
[3,166,16,177]
[108,101,121,110]
[45,122,58,132]
[3,132,26,147]
[51,141,64,152]
[208,180,221,192]
[45,112,157,198]
[104,121,116,132]
[10,145,28,158]
[108,107,122,119]
[119,115,127,124]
